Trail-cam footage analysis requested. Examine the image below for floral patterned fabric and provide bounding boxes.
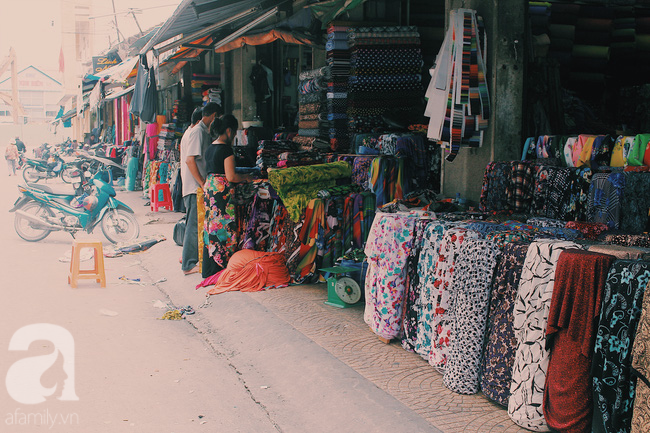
[363,212,419,339]
[631,280,650,433]
[620,172,650,234]
[479,162,510,212]
[603,234,650,248]
[526,216,567,228]
[203,175,237,269]
[443,238,500,394]
[414,221,453,360]
[485,230,535,249]
[565,221,609,240]
[508,239,582,431]
[429,226,481,370]
[481,242,531,407]
[592,260,650,433]
[401,218,435,352]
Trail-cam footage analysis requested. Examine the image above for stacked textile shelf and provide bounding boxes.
[191,73,221,107]
[326,23,351,151]
[346,26,423,136]
[295,66,330,147]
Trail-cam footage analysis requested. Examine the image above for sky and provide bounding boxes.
[0,0,179,77]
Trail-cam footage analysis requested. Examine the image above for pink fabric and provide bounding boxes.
[148,136,159,160]
[196,269,226,289]
[145,123,159,137]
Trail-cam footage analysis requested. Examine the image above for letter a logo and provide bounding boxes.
[6,324,79,404]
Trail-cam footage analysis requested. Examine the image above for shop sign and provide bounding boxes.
[92,55,122,74]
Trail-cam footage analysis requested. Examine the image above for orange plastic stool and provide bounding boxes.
[68,240,106,288]
[150,183,173,212]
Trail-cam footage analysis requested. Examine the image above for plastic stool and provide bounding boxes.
[68,240,106,288]
[150,183,173,212]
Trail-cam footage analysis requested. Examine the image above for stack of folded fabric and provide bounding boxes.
[256,140,299,175]
[171,100,189,123]
[347,26,423,135]
[158,123,176,150]
[276,150,324,168]
[326,23,351,152]
[204,87,222,106]
[296,67,329,143]
[191,73,221,106]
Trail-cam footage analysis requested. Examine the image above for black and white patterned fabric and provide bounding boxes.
[442,238,501,394]
[508,239,582,431]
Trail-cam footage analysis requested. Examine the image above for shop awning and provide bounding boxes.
[60,109,77,122]
[96,57,140,85]
[307,0,368,29]
[139,0,290,56]
[159,35,214,74]
[104,85,135,101]
[213,28,314,53]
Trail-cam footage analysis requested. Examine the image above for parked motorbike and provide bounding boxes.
[10,171,140,244]
[22,152,80,184]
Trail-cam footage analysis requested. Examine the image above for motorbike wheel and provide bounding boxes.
[60,166,80,184]
[14,202,54,242]
[22,166,40,183]
[101,209,139,244]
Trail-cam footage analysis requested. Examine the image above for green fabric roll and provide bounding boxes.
[637,34,650,51]
[628,134,650,166]
[268,161,352,222]
[572,44,610,59]
[549,24,575,40]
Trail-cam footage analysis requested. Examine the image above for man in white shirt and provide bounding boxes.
[180,103,219,275]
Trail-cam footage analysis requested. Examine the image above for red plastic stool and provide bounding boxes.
[150,183,173,211]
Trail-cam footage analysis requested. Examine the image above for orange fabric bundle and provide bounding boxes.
[206,249,291,295]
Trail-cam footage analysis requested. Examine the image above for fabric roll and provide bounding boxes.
[620,172,650,234]
[414,222,453,360]
[549,23,575,40]
[603,233,650,248]
[508,239,582,431]
[543,250,615,433]
[401,219,435,352]
[363,212,419,339]
[443,238,500,394]
[429,227,481,370]
[587,172,625,229]
[481,243,531,407]
[588,244,650,260]
[592,260,650,433]
[631,280,650,433]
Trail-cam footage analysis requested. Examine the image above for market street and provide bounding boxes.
[0,174,446,433]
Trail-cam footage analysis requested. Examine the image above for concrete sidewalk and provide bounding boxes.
[126,188,527,433]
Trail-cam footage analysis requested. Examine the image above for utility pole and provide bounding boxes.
[111,0,121,44]
[0,47,26,124]
[128,8,144,36]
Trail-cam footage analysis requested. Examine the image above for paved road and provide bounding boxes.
[0,170,443,433]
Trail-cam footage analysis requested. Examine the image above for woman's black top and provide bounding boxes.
[205,143,234,175]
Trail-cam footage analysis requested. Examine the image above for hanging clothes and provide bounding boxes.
[443,238,500,394]
[480,242,531,407]
[543,249,615,433]
[508,239,582,432]
[203,175,237,270]
[592,260,650,433]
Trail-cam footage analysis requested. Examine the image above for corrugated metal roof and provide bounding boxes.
[140,0,287,55]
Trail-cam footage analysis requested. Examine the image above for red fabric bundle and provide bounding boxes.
[543,249,615,433]
[206,249,291,295]
[565,220,608,240]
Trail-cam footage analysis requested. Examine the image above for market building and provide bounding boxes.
[71,1,650,432]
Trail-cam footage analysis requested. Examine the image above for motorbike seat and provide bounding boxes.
[26,183,73,196]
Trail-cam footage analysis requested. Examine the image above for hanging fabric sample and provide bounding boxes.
[424,8,490,162]
[508,239,582,432]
